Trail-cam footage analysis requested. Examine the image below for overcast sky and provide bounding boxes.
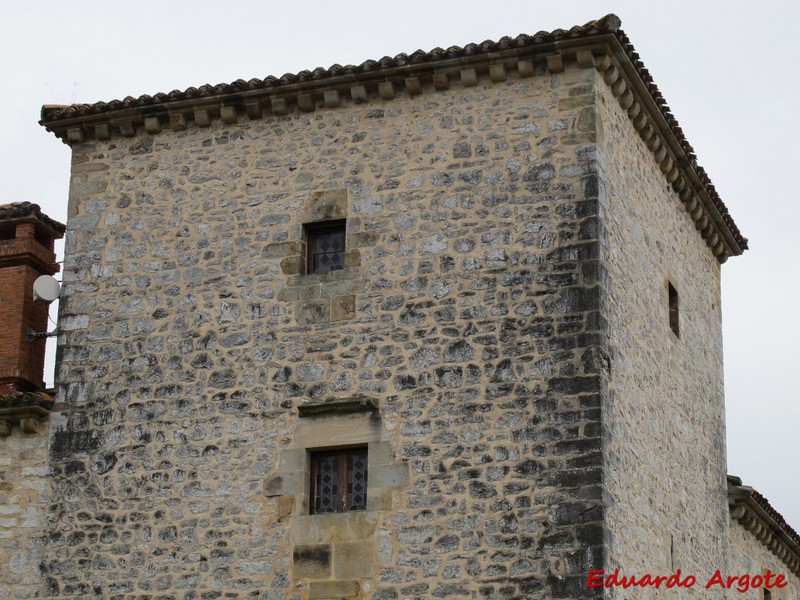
[2,0,798,530]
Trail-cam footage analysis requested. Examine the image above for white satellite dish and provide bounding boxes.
[33,275,61,302]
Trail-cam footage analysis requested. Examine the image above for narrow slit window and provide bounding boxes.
[304,220,346,275]
[310,447,368,514]
[668,282,679,338]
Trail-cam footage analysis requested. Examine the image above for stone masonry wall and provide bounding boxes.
[596,70,730,596]
[727,517,800,599]
[0,423,51,600]
[47,60,606,599]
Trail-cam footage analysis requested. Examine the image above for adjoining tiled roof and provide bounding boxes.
[0,391,54,410]
[0,391,54,436]
[37,14,746,256]
[0,202,66,236]
[728,474,800,577]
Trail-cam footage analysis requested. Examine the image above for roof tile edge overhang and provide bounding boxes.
[0,202,66,238]
[0,391,54,436]
[728,475,800,578]
[38,13,746,262]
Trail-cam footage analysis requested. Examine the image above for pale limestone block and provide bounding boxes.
[368,463,409,488]
[309,580,359,599]
[489,64,506,82]
[378,81,395,100]
[332,540,373,579]
[295,412,380,449]
[291,511,378,545]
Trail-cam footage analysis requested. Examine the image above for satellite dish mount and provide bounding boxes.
[28,275,61,343]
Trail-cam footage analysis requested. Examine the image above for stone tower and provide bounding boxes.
[36,13,787,600]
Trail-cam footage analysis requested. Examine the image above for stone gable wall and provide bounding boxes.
[48,60,606,599]
[727,517,800,599]
[596,67,730,596]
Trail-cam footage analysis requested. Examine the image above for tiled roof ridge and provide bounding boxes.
[0,201,66,234]
[40,14,622,122]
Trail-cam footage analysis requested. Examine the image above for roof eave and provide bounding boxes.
[728,476,800,577]
[37,15,746,261]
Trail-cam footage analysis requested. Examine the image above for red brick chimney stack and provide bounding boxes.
[0,203,65,394]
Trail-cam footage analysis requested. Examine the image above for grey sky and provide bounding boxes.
[3,0,798,530]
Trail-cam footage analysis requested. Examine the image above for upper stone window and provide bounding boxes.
[304,220,346,274]
[310,447,368,514]
[668,281,680,338]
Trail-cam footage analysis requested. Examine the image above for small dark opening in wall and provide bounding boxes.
[668,282,679,338]
[764,588,771,600]
[304,220,346,275]
[0,223,15,240]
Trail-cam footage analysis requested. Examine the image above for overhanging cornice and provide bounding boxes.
[38,14,746,262]
[0,391,53,436]
[728,475,800,578]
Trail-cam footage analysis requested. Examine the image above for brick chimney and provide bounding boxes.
[0,202,65,394]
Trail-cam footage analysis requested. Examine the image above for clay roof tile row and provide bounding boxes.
[751,487,800,549]
[728,475,800,557]
[0,202,66,234]
[0,391,54,409]
[40,15,623,123]
[37,14,746,251]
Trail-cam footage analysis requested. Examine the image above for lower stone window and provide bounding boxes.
[310,447,368,514]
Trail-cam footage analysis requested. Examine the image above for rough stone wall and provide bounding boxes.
[0,424,51,599]
[727,518,800,599]
[48,61,605,599]
[595,71,730,596]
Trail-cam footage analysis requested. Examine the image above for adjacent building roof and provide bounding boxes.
[0,391,53,436]
[0,391,54,410]
[0,202,66,237]
[728,475,800,577]
[37,14,747,260]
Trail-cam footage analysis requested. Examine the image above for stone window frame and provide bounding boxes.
[263,399,409,593]
[270,189,374,325]
[264,398,408,515]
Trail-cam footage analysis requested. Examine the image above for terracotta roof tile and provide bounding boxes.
[37,14,746,252]
[728,474,800,560]
[39,14,623,122]
[0,202,65,235]
[0,391,54,409]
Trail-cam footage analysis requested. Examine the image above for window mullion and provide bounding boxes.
[339,452,348,512]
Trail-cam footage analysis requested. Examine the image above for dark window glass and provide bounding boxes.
[305,221,346,274]
[310,448,367,514]
[668,282,679,338]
